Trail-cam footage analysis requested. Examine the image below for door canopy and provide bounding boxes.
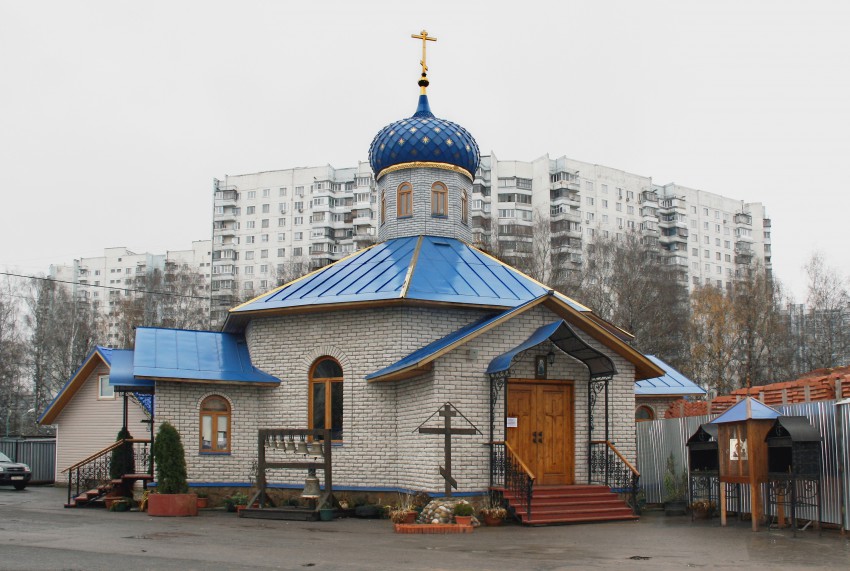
[487,320,616,380]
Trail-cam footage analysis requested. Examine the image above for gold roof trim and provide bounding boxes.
[376,161,474,181]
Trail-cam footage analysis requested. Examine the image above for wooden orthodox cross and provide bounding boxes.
[410,29,437,76]
[417,403,480,497]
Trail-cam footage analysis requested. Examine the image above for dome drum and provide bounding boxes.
[378,168,472,243]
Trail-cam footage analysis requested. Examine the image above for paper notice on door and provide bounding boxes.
[506,417,518,428]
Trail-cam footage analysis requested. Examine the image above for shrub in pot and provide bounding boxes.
[148,422,197,517]
[663,452,688,516]
[453,501,474,526]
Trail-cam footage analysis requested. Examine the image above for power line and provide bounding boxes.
[0,271,225,301]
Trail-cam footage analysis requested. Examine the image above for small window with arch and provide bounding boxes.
[309,357,344,441]
[431,182,447,217]
[397,182,412,218]
[635,405,655,422]
[200,395,231,453]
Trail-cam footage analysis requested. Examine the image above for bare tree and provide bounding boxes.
[0,277,26,435]
[25,277,99,415]
[799,252,850,369]
[113,264,211,346]
[730,262,793,387]
[574,231,690,363]
[686,284,739,394]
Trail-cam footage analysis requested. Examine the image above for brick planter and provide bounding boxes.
[148,493,199,517]
[394,523,473,534]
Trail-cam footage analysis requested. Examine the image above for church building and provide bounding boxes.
[42,31,663,524]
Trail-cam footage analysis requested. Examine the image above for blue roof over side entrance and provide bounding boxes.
[635,355,706,396]
[133,327,280,385]
[108,349,154,389]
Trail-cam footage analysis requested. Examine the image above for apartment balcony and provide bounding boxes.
[666,255,689,267]
[215,208,238,222]
[214,193,238,207]
[353,214,373,226]
[216,226,237,237]
[763,218,772,228]
[657,217,687,229]
[550,179,580,192]
[659,231,688,245]
[640,190,659,204]
[735,212,752,225]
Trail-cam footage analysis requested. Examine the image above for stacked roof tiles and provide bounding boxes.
[664,365,850,418]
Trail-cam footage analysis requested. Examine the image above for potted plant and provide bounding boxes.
[108,497,134,512]
[389,493,417,524]
[689,499,716,519]
[479,499,507,526]
[147,422,198,517]
[196,491,209,509]
[224,492,248,513]
[453,501,474,526]
[663,452,688,516]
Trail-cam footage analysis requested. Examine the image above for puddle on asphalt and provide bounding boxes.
[123,532,201,540]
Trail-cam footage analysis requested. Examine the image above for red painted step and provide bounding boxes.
[495,485,638,526]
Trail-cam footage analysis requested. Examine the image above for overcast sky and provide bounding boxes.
[2,1,848,301]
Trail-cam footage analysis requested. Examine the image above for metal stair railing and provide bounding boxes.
[589,440,641,514]
[63,439,152,506]
[491,441,535,521]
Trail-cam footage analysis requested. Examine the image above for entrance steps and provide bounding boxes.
[496,484,638,525]
[64,474,152,508]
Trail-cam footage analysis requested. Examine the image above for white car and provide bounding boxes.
[0,451,32,490]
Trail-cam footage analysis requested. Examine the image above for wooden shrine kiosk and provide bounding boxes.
[710,397,780,531]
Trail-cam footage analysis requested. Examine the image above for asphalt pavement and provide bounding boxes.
[1,486,848,570]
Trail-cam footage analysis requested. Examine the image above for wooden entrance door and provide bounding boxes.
[506,381,574,485]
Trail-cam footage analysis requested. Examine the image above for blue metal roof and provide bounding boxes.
[133,328,280,385]
[369,94,480,180]
[229,236,580,318]
[710,397,781,424]
[108,349,154,389]
[635,355,706,396]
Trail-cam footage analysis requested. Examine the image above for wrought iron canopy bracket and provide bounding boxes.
[587,376,610,433]
[489,370,510,409]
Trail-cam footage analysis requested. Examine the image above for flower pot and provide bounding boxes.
[482,514,504,526]
[454,515,473,526]
[319,508,335,522]
[196,497,209,509]
[147,493,199,517]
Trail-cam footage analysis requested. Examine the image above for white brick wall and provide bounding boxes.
[156,303,638,495]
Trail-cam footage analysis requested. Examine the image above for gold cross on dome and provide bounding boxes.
[411,29,437,76]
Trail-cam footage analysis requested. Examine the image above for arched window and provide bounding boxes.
[635,405,655,422]
[200,395,231,452]
[380,190,386,225]
[431,181,448,217]
[460,189,468,225]
[309,357,343,441]
[397,182,413,218]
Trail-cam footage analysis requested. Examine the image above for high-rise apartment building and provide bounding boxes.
[210,155,771,325]
[50,241,212,345]
[475,154,771,290]
[210,163,377,323]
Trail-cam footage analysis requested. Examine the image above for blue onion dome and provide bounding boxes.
[369,94,480,181]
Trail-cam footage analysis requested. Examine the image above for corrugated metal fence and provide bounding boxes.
[0,438,56,484]
[636,400,848,527]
